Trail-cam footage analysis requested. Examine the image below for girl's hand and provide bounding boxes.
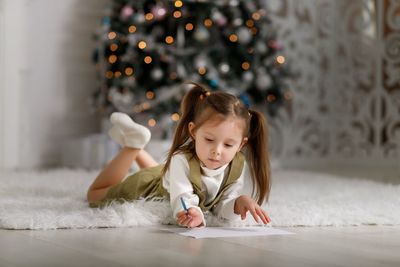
[234,195,271,224]
[176,207,204,228]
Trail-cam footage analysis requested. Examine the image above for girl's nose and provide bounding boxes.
[211,148,221,156]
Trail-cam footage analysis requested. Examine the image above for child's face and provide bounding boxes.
[189,116,247,170]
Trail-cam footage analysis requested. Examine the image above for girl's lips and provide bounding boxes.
[206,159,223,169]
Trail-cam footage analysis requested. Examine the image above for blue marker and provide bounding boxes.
[180,197,188,213]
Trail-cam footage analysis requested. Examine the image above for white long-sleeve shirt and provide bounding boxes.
[162,153,252,225]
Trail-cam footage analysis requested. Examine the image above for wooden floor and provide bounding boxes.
[0,225,399,267]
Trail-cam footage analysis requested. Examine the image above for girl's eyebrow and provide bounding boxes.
[203,131,215,136]
[203,131,240,143]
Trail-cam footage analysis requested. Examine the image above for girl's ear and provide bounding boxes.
[188,122,196,139]
[239,137,248,150]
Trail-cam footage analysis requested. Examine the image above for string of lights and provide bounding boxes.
[92,0,290,129]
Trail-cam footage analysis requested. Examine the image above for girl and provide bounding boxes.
[87,83,271,228]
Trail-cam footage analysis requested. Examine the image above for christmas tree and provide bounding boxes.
[92,0,289,129]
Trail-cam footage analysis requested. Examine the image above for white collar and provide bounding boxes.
[200,162,229,177]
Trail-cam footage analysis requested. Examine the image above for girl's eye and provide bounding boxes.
[205,138,213,142]
[225,144,233,148]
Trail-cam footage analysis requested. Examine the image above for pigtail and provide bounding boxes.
[161,83,209,175]
[161,81,271,205]
[246,109,271,205]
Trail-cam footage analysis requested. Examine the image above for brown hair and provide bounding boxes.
[162,82,271,204]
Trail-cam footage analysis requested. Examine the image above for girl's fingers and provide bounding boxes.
[177,214,189,223]
[181,216,192,227]
[263,210,271,223]
[255,208,266,224]
[179,216,188,225]
[177,214,186,221]
[241,205,251,220]
[241,210,247,220]
[256,208,268,224]
[177,214,189,226]
[260,209,271,223]
[188,220,198,228]
[249,208,260,223]
[176,217,184,225]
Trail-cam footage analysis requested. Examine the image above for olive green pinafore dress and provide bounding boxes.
[89,152,245,212]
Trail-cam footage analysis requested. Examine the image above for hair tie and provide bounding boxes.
[199,91,211,100]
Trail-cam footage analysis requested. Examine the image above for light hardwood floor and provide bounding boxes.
[0,225,399,267]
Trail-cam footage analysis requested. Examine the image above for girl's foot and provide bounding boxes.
[108,126,125,147]
[108,112,151,149]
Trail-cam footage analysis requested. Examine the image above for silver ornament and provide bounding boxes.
[194,26,210,42]
[229,0,239,7]
[151,68,163,80]
[242,71,254,82]
[195,55,207,68]
[256,73,272,90]
[256,41,268,54]
[237,27,252,45]
[233,18,243,26]
[219,63,230,74]
[211,9,227,26]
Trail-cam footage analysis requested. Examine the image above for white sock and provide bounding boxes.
[108,126,124,147]
[109,112,151,149]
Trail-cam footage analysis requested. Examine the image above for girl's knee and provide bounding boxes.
[87,188,109,203]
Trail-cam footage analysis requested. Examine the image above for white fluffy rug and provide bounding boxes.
[0,169,399,230]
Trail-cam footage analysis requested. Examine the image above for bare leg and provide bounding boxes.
[87,147,141,202]
[86,148,159,203]
[136,149,158,169]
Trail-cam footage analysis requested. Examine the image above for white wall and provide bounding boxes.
[0,0,23,170]
[0,0,3,170]
[0,0,109,170]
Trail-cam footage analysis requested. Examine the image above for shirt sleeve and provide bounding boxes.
[212,161,251,221]
[162,154,206,226]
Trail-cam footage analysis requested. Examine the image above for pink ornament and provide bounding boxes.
[212,10,227,26]
[121,6,134,19]
[269,40,283,50]
[216,16,227,26]
[152,5,167,20]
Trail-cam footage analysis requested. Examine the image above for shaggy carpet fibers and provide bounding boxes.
[0,168,399,230]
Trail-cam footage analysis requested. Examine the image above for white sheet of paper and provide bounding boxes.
[163,226,294,239]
